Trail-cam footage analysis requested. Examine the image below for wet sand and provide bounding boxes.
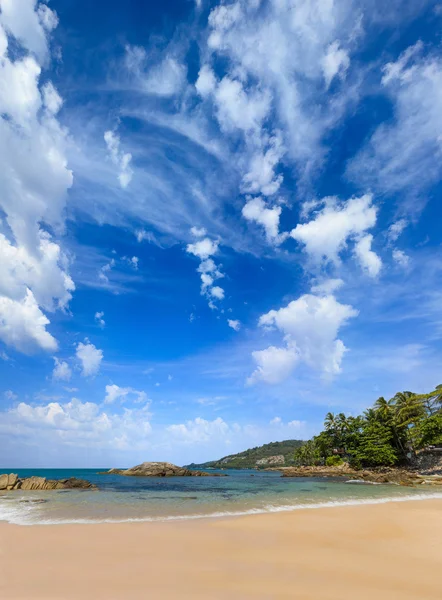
[1,499,441,599]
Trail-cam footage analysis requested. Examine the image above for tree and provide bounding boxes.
[349,420,398,468]
[419,413,442,447]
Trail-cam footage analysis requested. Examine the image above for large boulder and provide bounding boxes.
[0,474,96,491]
[101,461,226,477]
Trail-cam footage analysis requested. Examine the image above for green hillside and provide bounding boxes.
[185,439,305,470]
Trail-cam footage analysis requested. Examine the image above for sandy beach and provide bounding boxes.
[1,499,441,600]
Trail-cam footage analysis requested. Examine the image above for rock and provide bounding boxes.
[0,474,96,492]
[101,461,227,477]
[279,465,442,487]
[256,455,285,467]
[0,473,9,490]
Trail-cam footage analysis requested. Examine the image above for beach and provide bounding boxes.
[1,499,441,600]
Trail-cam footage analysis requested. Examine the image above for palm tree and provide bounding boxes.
[393,391,426,456]
[324,412,337,432]
[374,397,394,423]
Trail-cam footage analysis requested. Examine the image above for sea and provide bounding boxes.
[1,468,441,525]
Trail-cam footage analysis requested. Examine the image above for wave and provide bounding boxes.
[1,492,442,526]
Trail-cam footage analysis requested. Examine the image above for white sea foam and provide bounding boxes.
[1,492,442,526]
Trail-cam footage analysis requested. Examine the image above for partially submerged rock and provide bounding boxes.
[279,465,442,487]
[99,461,227,477]
[0,474,96,492]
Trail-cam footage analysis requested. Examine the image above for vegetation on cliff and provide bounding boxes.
[294,385,442,469]
[186,440,304,470]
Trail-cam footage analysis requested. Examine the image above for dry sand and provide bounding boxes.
[1,499,441,600]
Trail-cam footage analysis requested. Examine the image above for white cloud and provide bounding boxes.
[269,416,304,430]
[311,278,344,295]
[249,292,358,384]
[98,259,115,284]
[353,234,382,277]
[104,129,133,189]
[322,41,350,88]
[290,194,378,268]
[227,319,241,331]
[104,384,148,405]
[3,397,152,451]
[123,255,139,270]
[0,289,58,353]
[210,286,225,300]
[125,46,187,97]
[52,357,72,382]
[4,390,17,401]
[195,65,217,98]
[242,197,287,245]
[190,226,207,238]
[76,340,103,377]
[95,311,105,328]
[186,237,219,260]
[0,0,57,62]
[167,417,229,444]
[186,235,225,308]
[241,134,284,197]
[0,4,73,354]
[387,219,408,243]
[248,345,299,385]
[392,249,410,268]
[348,42,442,206]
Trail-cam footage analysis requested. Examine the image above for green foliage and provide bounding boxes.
[293,384,442,470]
[419,413,442,447]
[293,439,321,466]
[186,439,305,470]
[348,421,398,468]
[325,455,344,467]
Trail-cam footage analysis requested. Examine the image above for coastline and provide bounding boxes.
[1,498,441,599]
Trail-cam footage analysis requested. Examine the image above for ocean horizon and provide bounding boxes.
[1,469,441,526]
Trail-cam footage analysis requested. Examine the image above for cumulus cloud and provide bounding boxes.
[186,234,225,308]
[353,234,382,278]
[290,194,379,269]
[0,289,58,353]
[104,384,148,405]
[76,340,103,377]
[249,292,358,384]
[242,198,286,245]
[227,319,241,331]
[186,237,219,260]
[0,2,74,354]
[392,249,410,268]
[95,311,105,328]
[248,345,299,385]
[104,129,133,188]
[52,357,72,381]
[2,397,152,452]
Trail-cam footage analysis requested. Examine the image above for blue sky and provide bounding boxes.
[1,0,442,467]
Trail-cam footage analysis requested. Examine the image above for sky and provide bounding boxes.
[1,0,442,468]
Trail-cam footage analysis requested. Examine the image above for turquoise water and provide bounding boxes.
[1,468,441,525]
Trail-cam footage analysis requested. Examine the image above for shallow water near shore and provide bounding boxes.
[1,468,441,525]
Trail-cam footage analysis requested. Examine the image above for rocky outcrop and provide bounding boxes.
[0,474,96,491]
[256,455,285,467]
[99,461,227,477]
[278,465,442,486]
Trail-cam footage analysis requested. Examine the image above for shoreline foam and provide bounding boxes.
[2,490,442,526]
